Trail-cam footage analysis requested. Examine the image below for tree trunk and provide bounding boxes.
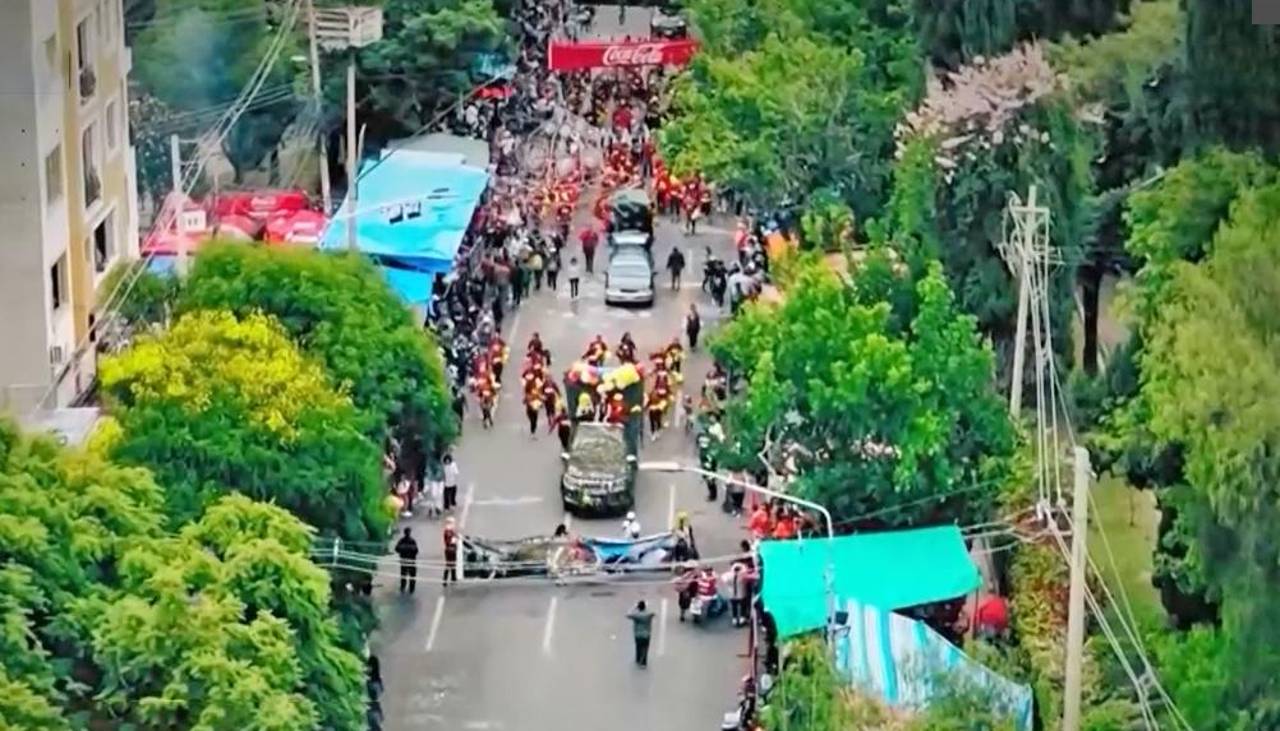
[1080,263,1102,376]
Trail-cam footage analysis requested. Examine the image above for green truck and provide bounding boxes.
[560,370,644,516]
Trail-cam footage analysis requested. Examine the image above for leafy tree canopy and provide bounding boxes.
[710,253,1014,529]
[132,0,302,180]
[335,0,508,141]
[99,308,389,542]
[1135,181,1280,724]
[178,244,457,470]
[0,421,365,730]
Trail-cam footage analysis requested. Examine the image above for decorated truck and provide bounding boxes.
[560,361,645,515]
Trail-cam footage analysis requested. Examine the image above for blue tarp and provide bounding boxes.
[320,149,489,303]
[834,597,1034,730]
[758,526,981,638]
[582,532,678,567]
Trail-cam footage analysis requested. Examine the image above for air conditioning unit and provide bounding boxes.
[49,345,65,365]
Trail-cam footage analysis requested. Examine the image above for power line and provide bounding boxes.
[29,0,306,417]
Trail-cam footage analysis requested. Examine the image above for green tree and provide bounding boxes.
[711,253,1014,528]
[334,0,507,142]
[99,309,389,542]
[0,420,365,730]
[132,0,301,181]
[178,244,457,479]
[1137,182,1280,726]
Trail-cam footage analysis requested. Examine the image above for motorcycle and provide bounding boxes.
[689,592,727,624]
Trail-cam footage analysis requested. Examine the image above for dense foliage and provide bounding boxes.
[710,253,1014,529]
[131,0,302,181]
[178,244,457,480]
[0,421,365,729]
[330,0,507,147]
[99,309,389,543]
[663,0,921,220]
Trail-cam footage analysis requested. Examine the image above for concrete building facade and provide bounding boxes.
[0,0,139,412]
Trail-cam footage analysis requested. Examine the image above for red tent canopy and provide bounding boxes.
[263,209,327,246]
[142,229,206,256]
[547,39,699,72]
[214,214,261,240]
[210,189,310,221]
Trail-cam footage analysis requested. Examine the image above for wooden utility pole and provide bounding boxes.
[305,0,332,214]
[1062,446,1091,731]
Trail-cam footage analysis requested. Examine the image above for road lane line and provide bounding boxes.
[667,482,677,529]
[542,596,558,655]
[459,482,475,528]
[508,309,524,347]
[425,595,446,652]
[657,598,669,656]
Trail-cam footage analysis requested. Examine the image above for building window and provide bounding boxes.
[83,124,101,207]
[106,97,120,152]
[44,34,58,79]
[76,13,96,101]
[92,213,114,273]
[50,254,68,311]
[45,146,63,207]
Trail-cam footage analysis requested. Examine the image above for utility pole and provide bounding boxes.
[170,134,188,277]
[305,0,332,214]
[345,51,357,250]
[999,185,1049,418]
[311,5,383,250]
[1062,446,1091,731]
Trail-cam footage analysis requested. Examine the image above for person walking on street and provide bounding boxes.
[567,256,582,299]
[546,248,561,290]
[530,249,545,291]
[579,227,599,273]
[666,246,686,291]
[627,600,655,667]
[685,303,701,350]
[442,454,460,511]
[443,518,460,588]
[394,528,419,594]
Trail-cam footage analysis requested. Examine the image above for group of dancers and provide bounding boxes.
[459,328,692,445]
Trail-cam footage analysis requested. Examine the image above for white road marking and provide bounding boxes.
[459,482,475,528]
[657,598,670,656]
[563,512,573,531]
[469,495,545,507]
[425,595,446,652]
[667,482,677,530]
[542,596,559,655]
[508,309,524,348]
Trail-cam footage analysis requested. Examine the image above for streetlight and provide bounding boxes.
[638,461,839,643]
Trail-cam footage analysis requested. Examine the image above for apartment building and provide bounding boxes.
[0,0,139,413]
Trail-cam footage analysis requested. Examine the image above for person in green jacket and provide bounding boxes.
[627,600,655,667]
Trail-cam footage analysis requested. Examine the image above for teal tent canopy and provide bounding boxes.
[758,525,979,638]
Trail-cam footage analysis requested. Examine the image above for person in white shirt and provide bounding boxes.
[622,511,641,539]
[442,454,461,511]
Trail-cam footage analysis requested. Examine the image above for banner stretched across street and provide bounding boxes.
[547,38,699,71]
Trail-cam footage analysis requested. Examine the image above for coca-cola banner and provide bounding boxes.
[547,39,700,71]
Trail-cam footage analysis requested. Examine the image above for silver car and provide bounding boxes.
[604,249,655,306]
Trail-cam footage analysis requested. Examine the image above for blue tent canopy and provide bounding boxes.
[834,597,1033,730]
[320,149,489,302]
[758,525,980,638]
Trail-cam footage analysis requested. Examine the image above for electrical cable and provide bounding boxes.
[27,0,305,418]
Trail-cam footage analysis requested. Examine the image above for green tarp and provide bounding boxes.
[758,525,979,638]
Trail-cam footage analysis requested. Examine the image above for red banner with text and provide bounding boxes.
[548,38,700,71]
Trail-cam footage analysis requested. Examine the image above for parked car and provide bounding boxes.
[604,247,656,306]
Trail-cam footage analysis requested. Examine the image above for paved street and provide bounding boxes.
[373,210,747,731]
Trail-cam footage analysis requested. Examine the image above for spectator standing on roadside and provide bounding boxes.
[442,454,461,511]
[394,528,419,594]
